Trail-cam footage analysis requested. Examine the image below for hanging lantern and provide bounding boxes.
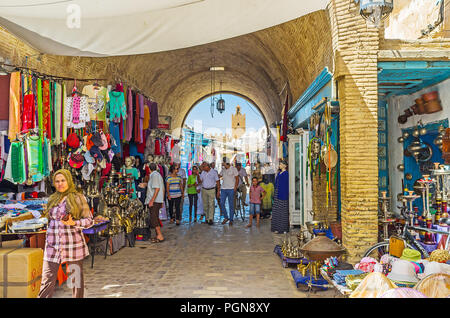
[216,80,225,114]
[355,0,394,28]
[216,97,225,113]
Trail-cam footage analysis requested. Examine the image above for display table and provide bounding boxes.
[83,221,110,268]
[320,268,353,297]
[273,245,309,268]
[0,231,47,248]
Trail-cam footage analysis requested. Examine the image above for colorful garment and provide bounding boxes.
[260,182,274,210]
[26,134,44,182]
[44,199,93,263]
[8,72,21,140]
[82,85,110,122]
[21,93,35,132]
[43,80,51,135]
[166,175,183,198]
[65,96,89,129]
[249,185,265,204]
[109,91,127,123]
[187,174,199,195]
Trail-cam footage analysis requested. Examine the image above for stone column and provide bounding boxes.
[327,0,380,262]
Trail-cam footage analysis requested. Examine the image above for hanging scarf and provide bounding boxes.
[43,80,51,135]
[8,72,21,140]
[37,78,44,145]
[10,142,25,183]
[43,169,84,220]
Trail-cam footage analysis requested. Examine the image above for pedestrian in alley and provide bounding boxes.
[38,169,93,298]
[187,165,200,222]
[235,162,249,207]
[145,162,165,243]
[166,164,184,225]
[246,177,266,228]
[197,163,205,222]
[210,161,223,217]
[199,162,220,225]
[219,158,239,225]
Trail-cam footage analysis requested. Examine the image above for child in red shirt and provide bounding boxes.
[246,177,266,228]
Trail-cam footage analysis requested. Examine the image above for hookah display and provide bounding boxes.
[379,191,396,240]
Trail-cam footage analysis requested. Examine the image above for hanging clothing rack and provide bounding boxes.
[1,62,108,82]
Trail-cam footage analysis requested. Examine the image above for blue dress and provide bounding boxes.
[271,170,289,233]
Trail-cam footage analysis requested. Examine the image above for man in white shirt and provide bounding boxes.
[199,162,220,225]
[235,162,249,207]
[219,158,239,225]
[145,163,165,242]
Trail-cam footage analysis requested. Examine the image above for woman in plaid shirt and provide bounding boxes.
[38,169,93,298]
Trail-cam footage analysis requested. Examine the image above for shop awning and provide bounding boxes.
[287,67,333,129]
[378,61,450,99]
[0,0,328,56]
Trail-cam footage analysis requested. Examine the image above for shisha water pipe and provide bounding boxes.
[403,191,420,227]
[418,175,433,219]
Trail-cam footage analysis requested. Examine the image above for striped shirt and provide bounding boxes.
[43,197,93,263]
[166,175,183,198]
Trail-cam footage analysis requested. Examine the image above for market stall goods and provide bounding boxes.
[378,287,427,298]
[349,272,397,298]
[414,273,450,298]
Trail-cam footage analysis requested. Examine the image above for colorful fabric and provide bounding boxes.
[42,80,51,134]
[109,91,127,123]
[10,142,25,183]
[21,93,35,132]
[166,175,183,198]
[82,85,109,121]
[8,72,21,140]
[260,182,274,210]
[26,134,44,182]
[44,200,93,263]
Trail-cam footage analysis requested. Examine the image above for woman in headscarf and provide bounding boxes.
[38,169,93,298]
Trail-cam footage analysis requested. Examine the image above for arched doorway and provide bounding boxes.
[180,92,269,169]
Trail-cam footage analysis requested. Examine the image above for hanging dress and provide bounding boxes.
[271,170,289,233]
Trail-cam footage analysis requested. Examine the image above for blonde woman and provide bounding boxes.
[38,169,93,298]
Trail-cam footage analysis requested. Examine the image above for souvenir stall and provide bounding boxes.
[0,62,172,296]
[286,67,340,229]
[302,61,450,298]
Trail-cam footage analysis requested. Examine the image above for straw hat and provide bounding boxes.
[387,260,419,284]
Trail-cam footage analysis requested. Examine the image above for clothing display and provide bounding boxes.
[82,84,110,122]
[271,170,289,233]
[260,182,274,210]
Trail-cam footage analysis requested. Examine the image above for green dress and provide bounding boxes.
[260,182,274,210]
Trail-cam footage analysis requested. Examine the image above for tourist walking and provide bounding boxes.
[246,177,266,228]
[235,162,249,207]
[38,169,93,298]
[199,162,220,225]
[145,162,165,243]
[166,165,184,225]
[219,159,239,225]
[187,165,200,222]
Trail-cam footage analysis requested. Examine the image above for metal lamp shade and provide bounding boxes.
[356,0,393,27]
[216,98,225,113]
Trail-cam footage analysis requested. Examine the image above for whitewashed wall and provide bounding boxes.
[388,78,450,213]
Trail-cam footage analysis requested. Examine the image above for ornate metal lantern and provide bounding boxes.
[355,0,394,27]
[215,80,225,114]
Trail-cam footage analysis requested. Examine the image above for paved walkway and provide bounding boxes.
[52,198,338,298]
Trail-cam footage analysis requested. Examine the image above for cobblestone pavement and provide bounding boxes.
[52,197,339,298]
